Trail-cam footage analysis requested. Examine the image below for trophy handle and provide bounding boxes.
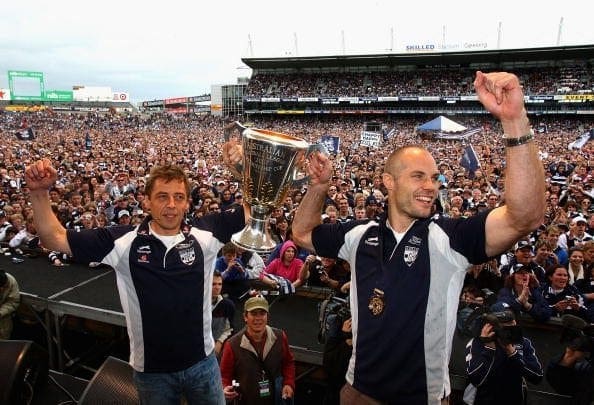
[291,143,329,189]
[223,121,246,173]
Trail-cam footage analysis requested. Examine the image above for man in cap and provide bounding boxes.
[499,240,543,279]
[117,209,131,225]
[559,216,593,251]
[0,269,20,339]
[220,296,295,404]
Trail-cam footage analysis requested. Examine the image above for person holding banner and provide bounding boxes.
[292,71,545,404]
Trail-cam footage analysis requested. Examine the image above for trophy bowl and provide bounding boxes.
[225,122,311,253]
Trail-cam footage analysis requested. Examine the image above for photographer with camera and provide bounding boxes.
[546,315,594,404]
[323,316,353,405]
[305,255,350,295]
[465,310,543,404]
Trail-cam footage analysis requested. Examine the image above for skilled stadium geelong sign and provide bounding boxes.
[405,42,488,52]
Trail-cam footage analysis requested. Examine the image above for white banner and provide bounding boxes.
[360,131,381,148]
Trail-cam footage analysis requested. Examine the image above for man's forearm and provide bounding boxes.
[29,190,71,254]
[502,114,546,234]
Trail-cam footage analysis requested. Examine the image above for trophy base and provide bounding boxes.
[230,214,277,254]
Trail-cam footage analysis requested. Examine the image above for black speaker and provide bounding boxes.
[78,356,138,405]
[0,340,49,405]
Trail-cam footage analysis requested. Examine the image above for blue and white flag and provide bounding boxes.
[321,135,340,154]
[568,129,594,150]
[460,144,480,179]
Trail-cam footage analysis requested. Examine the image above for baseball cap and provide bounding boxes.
[509,263,533,276]
[366,195,377,205]
[217,181,226,186]
[118,210,130,218]
[572,216,587,225]
[244,296,269,313]
[515,240,532,251]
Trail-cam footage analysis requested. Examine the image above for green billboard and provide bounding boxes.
[43,90,73,102]
[8,70,45,101]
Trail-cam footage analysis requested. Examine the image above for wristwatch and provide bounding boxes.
[503,129,534,147]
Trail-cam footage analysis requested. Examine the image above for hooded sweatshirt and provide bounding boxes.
[262,240,304,282]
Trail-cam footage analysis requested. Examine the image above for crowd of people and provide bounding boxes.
[0,69,593,404]
[245,65,593,97]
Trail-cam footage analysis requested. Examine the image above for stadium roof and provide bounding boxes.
[242,44,594,70]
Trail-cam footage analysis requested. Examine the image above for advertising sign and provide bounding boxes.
[8,70,45,101]
[44,90,73,102]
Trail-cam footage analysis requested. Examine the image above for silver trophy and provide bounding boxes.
[224,122,324,253]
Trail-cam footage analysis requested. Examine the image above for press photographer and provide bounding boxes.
[465,310,543,405]
[320,294,352,405]
[546,315,594,404]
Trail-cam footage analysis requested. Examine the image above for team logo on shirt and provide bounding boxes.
[364,236,379,247]
[136,246,151,263]
[403,246,419,267]
[408,236,422,246]
[177,242,196,265]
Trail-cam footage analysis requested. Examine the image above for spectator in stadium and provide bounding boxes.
[353,205,367,220]
[559,216,593,251]
[215,242,249,301]
[336,196,355,223]
[270,214,290,245]
[9,215,40,253]
[261,240,308,291]
[575,262,594,311]
[567,246,586,284]
[292,71,545,404]
[0,269,20,339]
[211,271,235,358]
[544,225,569,267]
[236,247,266,280]
[0,210,13,243]
[499,240,546,282]
[529,238,556,274]
[542,266,590,322]
[24,141,248,405]
[219,188,235,210]
[492,263,552,323]
[116,209,131,225]
[463,260,503,293]
[220,296,295,404]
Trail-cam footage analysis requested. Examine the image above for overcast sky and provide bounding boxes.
[1,0,592,103]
